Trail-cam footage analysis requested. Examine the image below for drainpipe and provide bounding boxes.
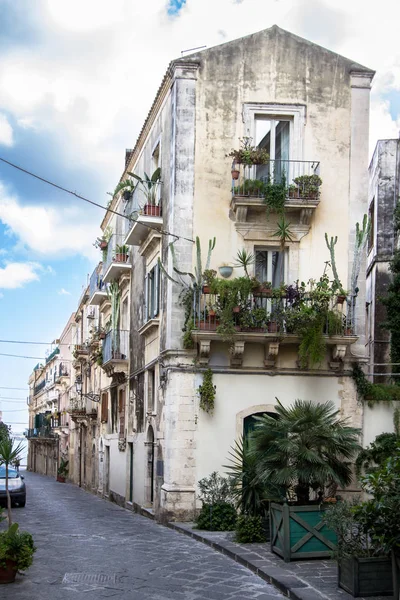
[79,425,82,488]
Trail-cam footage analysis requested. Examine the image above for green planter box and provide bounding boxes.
[339,556,393,597]
[270,502,336,562]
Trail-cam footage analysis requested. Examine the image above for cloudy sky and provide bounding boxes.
[0,0,399,433]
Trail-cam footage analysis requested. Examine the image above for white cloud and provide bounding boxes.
[0,182,100,260]
[0,261,41,289]
[58,288,71,295]
[0,292,4,299]
[0,113,14,146]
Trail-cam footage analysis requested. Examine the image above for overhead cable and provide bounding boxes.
[0,156,195,243]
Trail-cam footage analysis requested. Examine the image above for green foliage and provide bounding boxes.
[293,174,322,199]
[324,233,346,295]
[0,523,36,571]
[355,432,399,477]
[263,174,287,215]
[0,438,24,526]
[227,137,269,166]
[323,499,384,560]
[382,247,400,382]
[225,437,276,517]
[0,422,10,444]
[353,447,400,553]
[198,471,234,505]
[198,369,216,414]
[250,399,361,504]
[183,318,195,349]
[239,307,268,330]
[234,249,255,278]
[196,502,237,531]
[235,515,267,543]
[233,179,265,196]
[57,457,69,477]
[115,244,129,255]
[352,363,400,407]
[113,178,137,198]
[127,168,161,205]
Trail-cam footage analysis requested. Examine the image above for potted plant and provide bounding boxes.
[263,173,288,215]
[251,399,360,562]
[293,174,322,200]
[126,168,161,216]
[57,457,69,483]
[323,499,393,597]
[0,523,35,584]
[352,448,400,598]
[227,137,270,166]
[115,244,129,262]
[196,472,237,531]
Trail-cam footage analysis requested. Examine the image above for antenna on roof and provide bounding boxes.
[181,45,206,56]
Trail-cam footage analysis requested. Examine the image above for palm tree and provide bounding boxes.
[250,399,360,504]
[0,437,24,526]
[225,437,281,517]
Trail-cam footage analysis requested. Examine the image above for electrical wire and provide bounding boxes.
[0,387,28,391]
[0,352,45,360]
[0,397,27,401]
[0,339,68,346]
[0,408,28,412]
[0,156,195,244]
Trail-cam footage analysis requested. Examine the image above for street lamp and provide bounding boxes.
[75,375,100,403]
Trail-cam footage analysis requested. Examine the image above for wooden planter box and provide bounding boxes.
[338,556,393,597]
[270,502,336,562]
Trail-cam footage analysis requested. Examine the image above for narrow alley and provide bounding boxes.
[2,471,284,600]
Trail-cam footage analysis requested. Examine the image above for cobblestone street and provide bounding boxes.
[1,471,284,600]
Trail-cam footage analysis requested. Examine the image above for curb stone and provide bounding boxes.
[167,522,334,600]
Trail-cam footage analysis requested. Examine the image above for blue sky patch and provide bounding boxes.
[382,90,400,122]
[167,0,187,16]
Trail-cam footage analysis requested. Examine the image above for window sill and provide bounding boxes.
[139,319,160,337]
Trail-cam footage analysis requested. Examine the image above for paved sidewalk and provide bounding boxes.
[168,523,393,600]
[1,471,285,600]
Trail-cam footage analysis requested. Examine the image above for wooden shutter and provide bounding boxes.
[153,264,159,318]
[119,389,125,439]
[144,274,148,322]
[101,393,108,423]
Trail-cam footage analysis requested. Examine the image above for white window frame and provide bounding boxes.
[254,246,289,285]
[144,263,160,322]
[242,103,306,163]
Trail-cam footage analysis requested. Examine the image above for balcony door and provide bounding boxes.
[255,117,291,183]
[255,249,286,287]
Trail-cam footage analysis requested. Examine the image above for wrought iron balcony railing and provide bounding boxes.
[193,288,355,336]
[232,159,321,201]
[33,380,46,396]
[103,329,129,364]
[89,265,107,298]
[26,427,57,439]
[103,234,131,276]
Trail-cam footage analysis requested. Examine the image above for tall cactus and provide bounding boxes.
[158,237,216,290]
[324,233,345,294]
[348,214,370,326]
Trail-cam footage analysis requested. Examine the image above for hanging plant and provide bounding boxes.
[198,369,216,414]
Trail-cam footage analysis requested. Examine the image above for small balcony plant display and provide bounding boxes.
[227,137,270,167]
[115,244,129,263]
[126,168,161,216]
[263,173,288,215]
[239,307,268,332]
[293,174,322,200]
[56,457,69,483]
[250,399,360,562]
[233,178,266,197]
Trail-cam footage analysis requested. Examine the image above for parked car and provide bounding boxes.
[0,467,26,507]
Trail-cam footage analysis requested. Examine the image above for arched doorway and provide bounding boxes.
[243,411,278,444]
[145,426,155,505]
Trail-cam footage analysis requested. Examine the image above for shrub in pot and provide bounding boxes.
[353,448,400,598]
[0,522,35,584]
[57,457,69,483]
[235,515,266,544]
[323,499,393,597]
[251,399,360,561]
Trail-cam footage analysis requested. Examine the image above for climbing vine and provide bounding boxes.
[352,363,400,407]
[198,369,216,414]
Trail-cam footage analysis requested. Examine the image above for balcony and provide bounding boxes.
[102,234,132,284]
[73,344,89,359]
[26,427,57,440]
[101,329,129,376]
[190,282,356,368]
[55,365,69,384]
[230,160,320,225]
[89,264,108,306]
[123,184,163,247]
[33,379,46,396]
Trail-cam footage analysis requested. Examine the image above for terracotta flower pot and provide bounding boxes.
[56,475,66,483]
[268,321,279,333]
[337,294,347,305]
[231,169,240,180]
[100,241,108,250]
[0,560,18,584]
[99,333,106,340]
[144,204,161,217]
[232,306,240,313]
[115,254,128,263]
